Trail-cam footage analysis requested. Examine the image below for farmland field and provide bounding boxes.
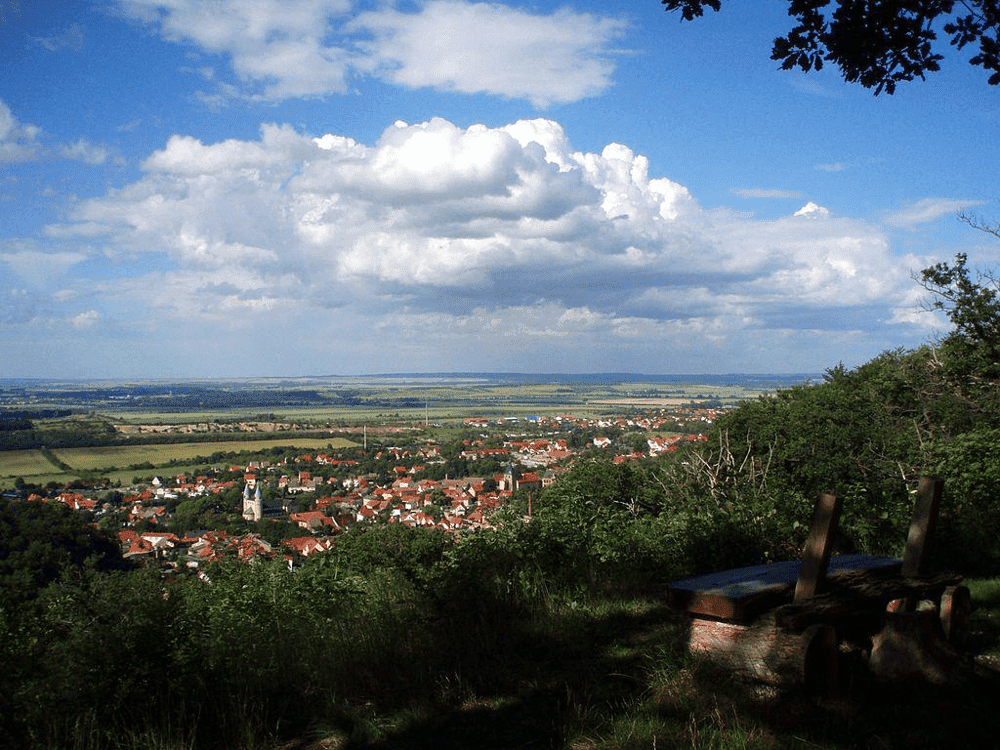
[51,437,359,472]
[0,450,62,478]
[0,374,813,489]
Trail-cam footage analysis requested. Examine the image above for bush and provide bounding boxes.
[932,428,1000,573]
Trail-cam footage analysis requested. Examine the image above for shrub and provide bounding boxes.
[932,428,1000,573]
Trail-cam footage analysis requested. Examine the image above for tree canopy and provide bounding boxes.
[0,498,125,609]
[662,0,1000,93]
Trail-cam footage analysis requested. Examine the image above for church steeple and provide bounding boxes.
[242,475,263,522]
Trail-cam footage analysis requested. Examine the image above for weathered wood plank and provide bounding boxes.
[901,476,943,579]
[775,569,963,633]
[668,553,901,622]
[794,492,842,602]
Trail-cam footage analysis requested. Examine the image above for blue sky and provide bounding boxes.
[1,0,996,379]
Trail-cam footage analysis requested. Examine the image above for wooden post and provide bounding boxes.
[793,493,842,603]
[901,476,943,579]
[940,585,971,648]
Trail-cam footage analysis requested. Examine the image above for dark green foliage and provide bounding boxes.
[0,553,436,748]
[0,498,124,609]
[512,460,662,591]
[328,523,449,586]
[493,456,775,593]
[662,0,1000,93]
[714,357,911,499]
[703,338,1000,562]
[921,251,1000,415]
[0,417,33,431]
[931,428,1000,574]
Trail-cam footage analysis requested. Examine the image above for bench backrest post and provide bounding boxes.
[794,492,842,603]
[901,476,943,578]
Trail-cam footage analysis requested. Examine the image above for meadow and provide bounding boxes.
[49,437,359,473]
[0,449,62,477]
[0,438,360,489]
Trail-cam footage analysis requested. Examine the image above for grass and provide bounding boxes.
[0,437,358,489]
[0,449,63,478]
[282,579,1000,750]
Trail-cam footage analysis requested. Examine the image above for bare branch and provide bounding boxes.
[958,210,1000,240]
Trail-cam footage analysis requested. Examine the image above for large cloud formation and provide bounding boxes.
[21,116,929,374]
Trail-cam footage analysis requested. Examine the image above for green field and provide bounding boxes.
[0,438,360,489]
[50,437,359,472]
[0,376,774,490]
[64,380,768,426]
[0,449,63,478]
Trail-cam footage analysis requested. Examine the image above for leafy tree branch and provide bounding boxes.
[661,0,1000,93]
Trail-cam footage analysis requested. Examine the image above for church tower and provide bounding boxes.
[242,475,263,522]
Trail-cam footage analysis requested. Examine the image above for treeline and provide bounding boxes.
[0,408,74,421]
[12,387,336,410]
[0,423,358,451]
[0,408,75,432]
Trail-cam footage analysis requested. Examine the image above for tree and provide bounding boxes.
[918,214,1000,404]
[0,498,125,609]
[628,433,650,453]
[661,0,1000,93]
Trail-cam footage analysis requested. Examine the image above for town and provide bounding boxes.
[15,405,723,572]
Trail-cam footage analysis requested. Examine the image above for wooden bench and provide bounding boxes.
[667,477,970,692]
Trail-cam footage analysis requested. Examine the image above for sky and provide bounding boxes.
[1,0,997,379]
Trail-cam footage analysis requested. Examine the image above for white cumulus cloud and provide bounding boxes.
[71,310,100,329]
[794,201,831,219]
[39,116,934,373]
[351,0,625,106]
[117,0,625,105]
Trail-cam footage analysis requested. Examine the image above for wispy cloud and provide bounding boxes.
[731,188,802,199]
[816,162,847,172]
[61,138,123,166]
[0,99,42,162]
[883,198,985,228]
[32,22,86,53]
[0,244,88,289]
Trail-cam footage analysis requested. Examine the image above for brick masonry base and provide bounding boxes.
[689,613,838,693]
